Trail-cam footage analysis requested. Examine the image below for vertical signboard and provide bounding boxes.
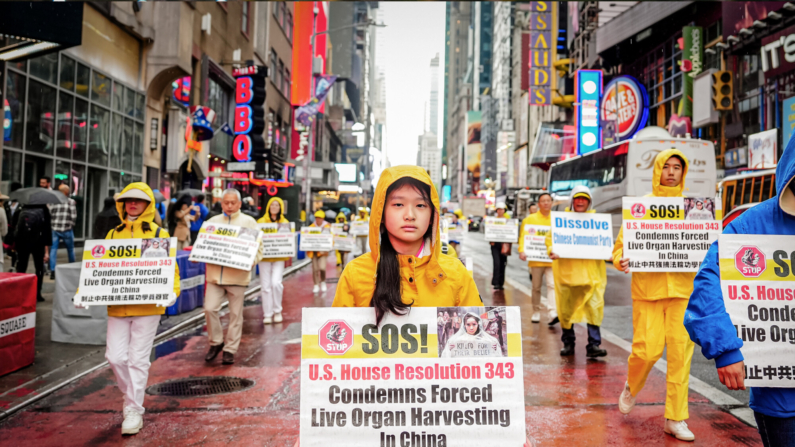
[748,129,778,169]
[528,1,557,106]
[681,26,703,119]
[575,70,602,155]
[232,66,267,170]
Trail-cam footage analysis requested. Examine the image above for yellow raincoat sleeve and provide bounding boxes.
[517,217,528,253]
[611,226,625,270]
[456,273,483,306]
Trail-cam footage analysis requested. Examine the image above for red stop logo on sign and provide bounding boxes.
[734,246,766,278]
[318,320,353,355]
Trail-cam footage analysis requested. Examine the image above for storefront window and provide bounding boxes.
[1,150,22,194]
[73,99,88,161]
[89,104,110,167]
[25,80,57,155]
[71,163,85,238]
[109,171,121,195]
[55,160,70,190]
[4,70,25,149]
[133,122,143,174]
[76,63,90,98]
[110,113,123,169]
[60,55,75,91]
[91,71,111,108]
[125,87,136,118]
[135,92,145,121]
[29,52,58,85]
[123,118,134,172]
[56,92,74,159]
[112,82,124,112]
[207,77,232,159]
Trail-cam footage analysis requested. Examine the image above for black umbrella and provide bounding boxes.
[177,188,204,198]
[152,190,167,203]
[9,187,67,205]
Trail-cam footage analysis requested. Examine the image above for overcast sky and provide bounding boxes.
[380,2,446,166]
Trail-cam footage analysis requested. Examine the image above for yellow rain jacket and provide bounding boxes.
[333,166,482,308]
[612,148,696,300]
[257,197,291,263]
[545,186,606,329]
[612,149,695,421]
[105,183,181,317]
[518,211,552,268]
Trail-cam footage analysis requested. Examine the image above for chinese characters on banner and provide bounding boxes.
[299,307,526,446]
[74,238,177,306]
[189,222,262,270]
[719,235,795,387]
[258,222,297,259]
[622,197,721,272]
[484,218,520,243]
[522,224,552,263]
[550,212,614,260]
[528,1,558,106]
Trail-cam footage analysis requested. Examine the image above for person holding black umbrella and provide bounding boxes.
[12,201,52,302]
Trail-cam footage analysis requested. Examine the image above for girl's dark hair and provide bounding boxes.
[167,195,192,226]
[268,200,282,222]
[372,177,435,325]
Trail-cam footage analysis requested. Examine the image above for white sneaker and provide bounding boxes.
[312,285,320,293]
[273,313,283,323]
[664,419,694,441]
[531,312,540,323]
[618,382,636,414]
[263,316,273,325]
[121,411,143,435]
[321,282,327,292]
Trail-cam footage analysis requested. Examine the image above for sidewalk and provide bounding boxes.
[0,254,762,446]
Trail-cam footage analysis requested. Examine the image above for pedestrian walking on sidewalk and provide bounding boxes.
[98,183,180,436]
[546,185,607,358]
[489,202,510,291]
[49,184,77,279]
[93,197,122,239]
[308,210,331,293]
[613,150,696,442]
[202,189,261,366]
[685,142,795,447]
[518,193,557,325]
[257,197,290,325]
[168,195,195,251]
[190,194,208,244]
[12,203,51,301]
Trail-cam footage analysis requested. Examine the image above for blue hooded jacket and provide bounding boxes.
[685,138,795,418]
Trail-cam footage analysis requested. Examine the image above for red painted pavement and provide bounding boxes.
[0,257,762,446]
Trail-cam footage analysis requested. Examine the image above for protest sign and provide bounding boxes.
[350,221,369,236]
[484,217,519,243]
[522,224,551,263]
[300,306,525,446]
[550,212,613,260]
[448,221,465,242]
[719,234,795,387]
[440,218,450,244]
[258,222,296,259]
[331,223,347,235]
[189,222,261,270]
[74,237,177,306]
[300,226,334,252]
[334,234,356,252]
[622,197,721,272]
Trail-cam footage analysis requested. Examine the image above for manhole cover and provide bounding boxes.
[146,376,254,397]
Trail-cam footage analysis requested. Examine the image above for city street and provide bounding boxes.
[0,237,761,446]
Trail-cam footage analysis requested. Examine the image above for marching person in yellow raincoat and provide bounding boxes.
[307,210,331,293]
[256,197,291,325]
[352,206,370,257]
[545,185,607,358]
[334,213,351,268]
[613,149,696,442]
[518,192,557,324]
[332,166,482,321]
[101,183,181,435]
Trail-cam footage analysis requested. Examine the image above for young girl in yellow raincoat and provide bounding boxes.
[332,166,482,322]
[101,183,181,435]
[256,197,291,324]
[613,149,696,442]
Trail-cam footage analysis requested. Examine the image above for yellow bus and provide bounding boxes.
[719,169,776,224]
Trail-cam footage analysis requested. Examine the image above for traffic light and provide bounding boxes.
[712,70,733,111]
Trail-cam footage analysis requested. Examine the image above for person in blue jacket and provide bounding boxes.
[153,189,167,223]
[685,140,795,446]
[189,193,209,244]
